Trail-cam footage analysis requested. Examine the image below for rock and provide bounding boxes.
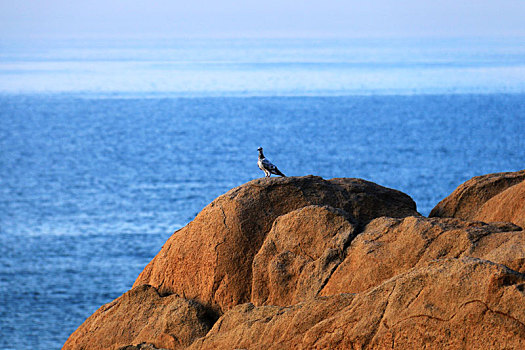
[65,172,525,350]
[474,180,525,228]
[321,216,524,296]
[429,170,525,220]
[119,343,169,350]
[63,285,214,350]
[189,258,525,349]
[188,294,354,350]
[133,176,418,313]
[251,205,356,306]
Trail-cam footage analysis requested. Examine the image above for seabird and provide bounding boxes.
[258,147,286,177]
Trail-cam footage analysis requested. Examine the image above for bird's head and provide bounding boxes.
[257,147,263,152]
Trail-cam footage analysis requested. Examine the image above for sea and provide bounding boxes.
[1,37,524,349]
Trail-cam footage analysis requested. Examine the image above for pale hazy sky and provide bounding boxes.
[1,0,525,39]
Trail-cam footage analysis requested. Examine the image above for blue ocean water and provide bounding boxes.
[1,37,525,95]
[1,38,525,349]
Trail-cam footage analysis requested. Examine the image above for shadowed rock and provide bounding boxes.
[119,343,169,350]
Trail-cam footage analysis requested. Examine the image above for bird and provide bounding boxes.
[258,147,286,177]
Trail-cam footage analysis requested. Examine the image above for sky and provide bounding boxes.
[1,0,525,39]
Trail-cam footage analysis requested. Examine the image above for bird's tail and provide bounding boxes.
[275,169,286,177]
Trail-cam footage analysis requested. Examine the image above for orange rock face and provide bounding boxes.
[63,285,214,350]
[133,176,418,313]
[251,205,355,306]
[474,180,525,228]
[321,216,524,295]
[430,169,525,221]
[189,258,525,349]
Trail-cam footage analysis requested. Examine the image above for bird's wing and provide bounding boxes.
[261,158,277,170]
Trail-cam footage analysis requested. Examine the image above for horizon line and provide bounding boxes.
[2,33,525,41]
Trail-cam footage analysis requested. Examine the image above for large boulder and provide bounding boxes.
[189,258,525,349]
[63,285,214,350]
[321,216,524,296]
[429,170,525,221]
[133,176,418,313]
[251,205,355,306]
[474,180,525,228]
